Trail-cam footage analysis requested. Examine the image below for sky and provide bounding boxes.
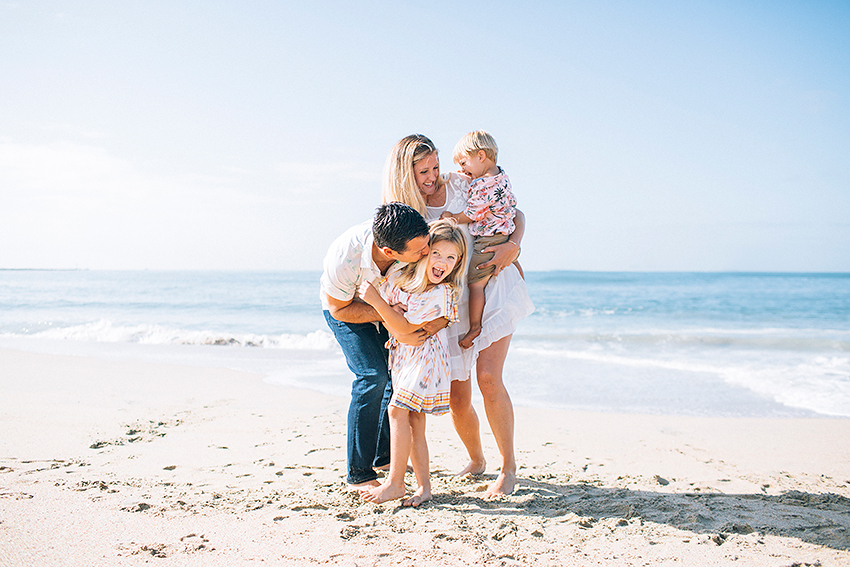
[1,1,848,272]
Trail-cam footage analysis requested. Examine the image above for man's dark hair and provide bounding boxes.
[373,202,429,253]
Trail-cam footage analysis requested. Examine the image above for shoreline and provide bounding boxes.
[1,347,849,566]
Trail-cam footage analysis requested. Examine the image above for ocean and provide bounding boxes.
[1,270,848,418]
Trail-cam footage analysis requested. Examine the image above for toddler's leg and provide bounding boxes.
[404,411,432,507]
[360,406,410,503]
[460,277,489,349]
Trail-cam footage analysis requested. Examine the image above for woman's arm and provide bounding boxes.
[476,208,525,276]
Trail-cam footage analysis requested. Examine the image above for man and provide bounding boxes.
[321,202,431,487]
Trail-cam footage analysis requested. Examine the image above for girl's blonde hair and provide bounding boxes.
[382,134,445,216]
[452,130,498,164]
[393,219,467,303]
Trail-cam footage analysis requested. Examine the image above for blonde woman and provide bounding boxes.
[382,134,534,497]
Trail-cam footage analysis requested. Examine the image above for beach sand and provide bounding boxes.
[1,347,849,566]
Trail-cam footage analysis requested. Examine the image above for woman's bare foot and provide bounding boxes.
[359,482,406,504]
[458,326,481,350]
[483,470,516,498]
[402,485,432,507]
[454,459,486,477]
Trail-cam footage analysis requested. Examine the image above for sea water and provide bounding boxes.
[1,270,848,418]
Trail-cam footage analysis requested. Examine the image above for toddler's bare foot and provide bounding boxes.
[454,459,486,477]
[402,485,432,507]
[483,470,516,499]
[359,481,406,504]
[458,326,481,350]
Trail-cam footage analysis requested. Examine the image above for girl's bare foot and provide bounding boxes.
[359,482,406,504]
[402,485,432,507]
[376,463,414,474]
[458,326,481,350]
[348,479,380,490]
[454,459,486,477]
[483,470,516,498]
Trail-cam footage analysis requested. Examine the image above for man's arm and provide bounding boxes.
[325,294,382,324]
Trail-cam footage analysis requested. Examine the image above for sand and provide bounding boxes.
[1,347,849,566]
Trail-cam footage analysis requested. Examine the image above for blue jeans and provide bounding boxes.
[324,310,392,484]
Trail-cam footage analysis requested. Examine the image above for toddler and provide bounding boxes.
[441,130,518,349]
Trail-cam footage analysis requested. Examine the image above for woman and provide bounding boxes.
[382,134,534,497]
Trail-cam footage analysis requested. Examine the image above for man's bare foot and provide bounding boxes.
[454,459,486,477]
[348,479,380,490]
[458,326,481,350]
[483,470,516,498]
[359,482,406,504]
[402,485,432,507]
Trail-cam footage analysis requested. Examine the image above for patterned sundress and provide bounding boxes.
[379,272,459,415]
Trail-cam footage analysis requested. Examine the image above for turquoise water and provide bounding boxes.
[1,270,848,417]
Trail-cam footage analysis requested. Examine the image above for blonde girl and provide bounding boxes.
[357,219,467,506]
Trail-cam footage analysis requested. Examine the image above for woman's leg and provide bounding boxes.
[404,412,432,507]
[360,405,410,503]
[476,334,516,497]
[449,378,486,476]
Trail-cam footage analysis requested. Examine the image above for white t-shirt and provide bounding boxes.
[319,220,383,311]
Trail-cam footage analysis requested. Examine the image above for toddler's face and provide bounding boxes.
[427,240,460,284]
[456,151,489,179]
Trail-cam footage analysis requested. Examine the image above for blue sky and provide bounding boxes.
[1,1,848,271]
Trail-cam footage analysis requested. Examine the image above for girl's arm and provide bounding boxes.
[476,208,525,277]
[358,281,428,346]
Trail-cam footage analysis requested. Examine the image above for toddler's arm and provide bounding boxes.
[440,210,473,224]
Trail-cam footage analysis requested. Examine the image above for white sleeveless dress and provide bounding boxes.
[425,172,535,381]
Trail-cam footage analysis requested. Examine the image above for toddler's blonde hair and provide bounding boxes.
[452,130,498,164]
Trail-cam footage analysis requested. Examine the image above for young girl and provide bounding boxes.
[357,219,467,507]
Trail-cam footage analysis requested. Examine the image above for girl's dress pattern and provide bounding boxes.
[379,272,458,415]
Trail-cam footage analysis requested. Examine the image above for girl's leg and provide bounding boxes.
[459,278,489,349]
[404,412,432,507]
[360,405,410,503]
[449,378,486,476]
[476,334,517,497]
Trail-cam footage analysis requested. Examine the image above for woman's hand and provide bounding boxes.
[476,240,520,277]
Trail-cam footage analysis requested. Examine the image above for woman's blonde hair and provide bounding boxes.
[452,130,498,164]
[393,219,467,303]
[382,134,445,216]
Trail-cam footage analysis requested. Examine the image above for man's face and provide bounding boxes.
[393,235,430,264]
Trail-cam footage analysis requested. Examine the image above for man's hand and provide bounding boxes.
[394,327,429,347]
